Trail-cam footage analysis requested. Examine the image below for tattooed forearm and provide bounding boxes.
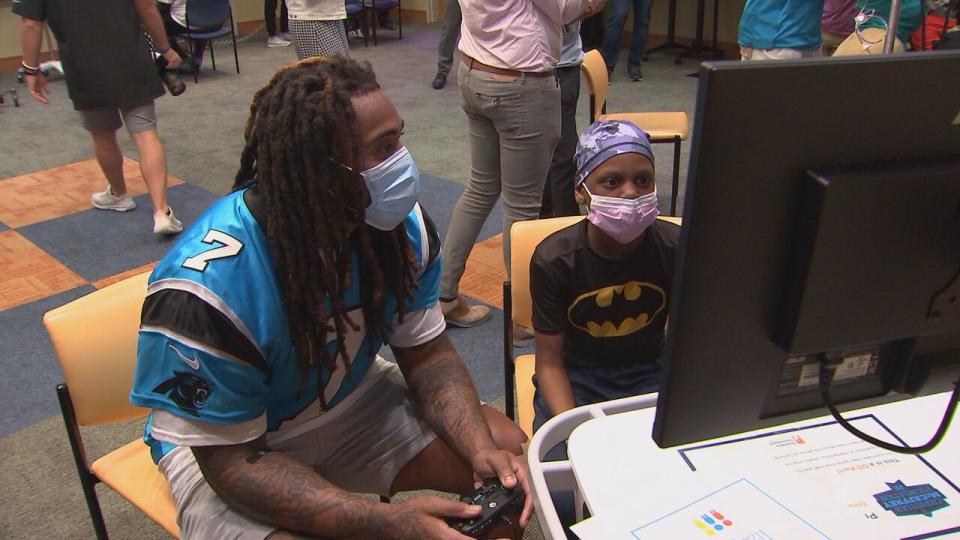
[396,334,497,459]
[193,440,393,538]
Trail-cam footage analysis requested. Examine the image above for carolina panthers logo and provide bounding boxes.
[567,281,666,338]
[153,371,213,415]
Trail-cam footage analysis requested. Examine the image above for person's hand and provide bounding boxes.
[386,495,480,539]
[25,73,49,104]
[162,48,182,70]
[578,0,606,20]
[470,449,535,527]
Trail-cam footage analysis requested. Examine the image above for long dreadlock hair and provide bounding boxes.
[233,56,418,406]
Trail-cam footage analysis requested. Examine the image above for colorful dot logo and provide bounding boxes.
[692,509,734,536]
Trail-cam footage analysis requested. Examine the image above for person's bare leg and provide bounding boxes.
[130,129,170,216]
[91,130,128,196]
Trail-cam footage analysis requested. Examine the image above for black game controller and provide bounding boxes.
[446,478,525,538]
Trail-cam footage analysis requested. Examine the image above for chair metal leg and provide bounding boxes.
[210,42,217,72]
[58,384,109,540]
[187,37,198,84]
[397,1,402,39]
[670,136,681,216]
[184,10,198,84]
[230,11,240,73]
[503,281,516,421]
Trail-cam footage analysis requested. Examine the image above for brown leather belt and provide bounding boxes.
[463,55,555,78]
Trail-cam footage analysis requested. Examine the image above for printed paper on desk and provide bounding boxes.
[679,416,960,538]
[629,478,829,539]
[570,516,629,540]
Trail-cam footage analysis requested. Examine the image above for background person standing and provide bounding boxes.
[431,0,461,89]
[16,0,184,235]
[265,0,292,46]
[599,0,654,81]
[439,0,599,334]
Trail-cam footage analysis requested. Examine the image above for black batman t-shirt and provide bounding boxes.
[531,219,680,369]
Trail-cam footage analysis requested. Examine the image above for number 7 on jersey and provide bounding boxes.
[182,230,244,272]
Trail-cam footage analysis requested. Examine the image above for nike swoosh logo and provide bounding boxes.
[168,344,201,370]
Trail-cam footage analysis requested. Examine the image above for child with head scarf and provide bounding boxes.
[531,118,680,436]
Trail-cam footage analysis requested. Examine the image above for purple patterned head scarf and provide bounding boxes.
[575,120,654,186]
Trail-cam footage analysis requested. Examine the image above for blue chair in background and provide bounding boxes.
[363,0,401,45]
[170,0,240,83]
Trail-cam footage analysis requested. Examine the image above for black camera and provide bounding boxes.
[156,56,185,96]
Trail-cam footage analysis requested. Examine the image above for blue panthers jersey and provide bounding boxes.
[130,189,441,463]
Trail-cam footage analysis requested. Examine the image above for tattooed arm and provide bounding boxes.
[394,333,497,459]
[394,332,533,527]
[192,437,478,539]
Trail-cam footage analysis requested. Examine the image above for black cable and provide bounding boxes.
[818,355,960,455]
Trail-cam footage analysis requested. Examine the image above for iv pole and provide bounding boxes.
[883,0,904,53]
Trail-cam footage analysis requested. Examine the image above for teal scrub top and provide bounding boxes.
[739,0,827,50]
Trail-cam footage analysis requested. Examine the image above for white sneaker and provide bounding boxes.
[154,207,183,235]
[279,32,293,41]
[91,186,136,212]
[267,35,292,47]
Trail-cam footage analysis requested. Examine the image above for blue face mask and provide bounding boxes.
[360,147,420,231]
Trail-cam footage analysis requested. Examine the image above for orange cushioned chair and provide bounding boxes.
[43,271,179,539]
[580,49,690,216]
[505,216,584,438]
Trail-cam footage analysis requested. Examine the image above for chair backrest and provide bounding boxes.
[509,216,585,328]
[43,272,151,427]
[580,49,610,123]
[186,0,231,28]
[509,215,684,328]
[832,27,905,56]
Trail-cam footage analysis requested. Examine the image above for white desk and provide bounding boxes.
[528,392,960,539]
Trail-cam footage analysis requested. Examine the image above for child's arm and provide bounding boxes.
[534,331,577,416]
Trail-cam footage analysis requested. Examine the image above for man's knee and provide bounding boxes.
[483,406,528,455]
[130,128,163,152]
[498,425,528,455]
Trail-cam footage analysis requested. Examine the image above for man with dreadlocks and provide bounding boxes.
[130,56,531,539]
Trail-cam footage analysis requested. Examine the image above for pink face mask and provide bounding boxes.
[584,186,660,244]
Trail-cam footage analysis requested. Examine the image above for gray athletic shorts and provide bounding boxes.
[158,357,437,539]
[78,101,158,135]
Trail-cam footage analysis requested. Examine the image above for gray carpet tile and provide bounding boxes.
[16,183,219,282]
[0,285,95,437]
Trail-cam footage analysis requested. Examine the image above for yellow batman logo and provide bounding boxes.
[567,281,666,338]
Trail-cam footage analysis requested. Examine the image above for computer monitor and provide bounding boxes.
[652,51,960,449]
